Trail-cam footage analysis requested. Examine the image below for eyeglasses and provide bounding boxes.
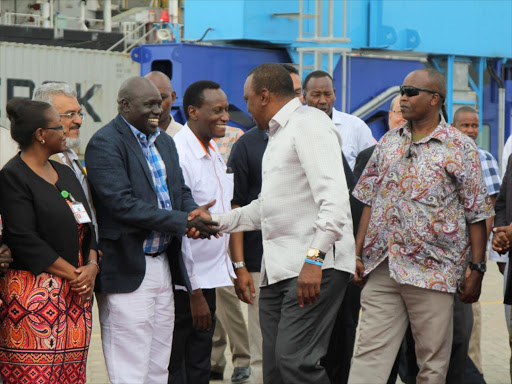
[43,125,65,132]
[390,109,402,115]
[59,111,85,120]
[400,86,445,100]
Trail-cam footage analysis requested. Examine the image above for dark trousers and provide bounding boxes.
[259,269,350,384]
[168,289,216,384]
[324,282,361,384]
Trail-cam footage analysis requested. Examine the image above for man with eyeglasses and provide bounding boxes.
[33,82,97,237]
[348,68,493,384]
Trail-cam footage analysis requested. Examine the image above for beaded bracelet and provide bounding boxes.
[305,258,323,266]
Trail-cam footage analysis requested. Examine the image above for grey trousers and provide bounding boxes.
[259,269,349,384]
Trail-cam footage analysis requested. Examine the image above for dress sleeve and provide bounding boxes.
[0,167,60,275]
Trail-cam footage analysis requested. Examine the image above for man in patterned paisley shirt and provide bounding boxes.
[347,68,494,384]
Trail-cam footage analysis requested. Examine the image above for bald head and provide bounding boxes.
[144,71,176,129]
[117,77,162,135]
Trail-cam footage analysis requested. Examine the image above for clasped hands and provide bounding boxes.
[186,200,221,240]
[492,224,512,254]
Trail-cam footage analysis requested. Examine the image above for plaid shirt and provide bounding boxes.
[478,147,501,195]
[124,118,172,253]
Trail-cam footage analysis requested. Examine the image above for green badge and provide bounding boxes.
[61,190,70,199]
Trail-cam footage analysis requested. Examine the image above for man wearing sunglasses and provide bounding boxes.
[348,68,493,384]
[33,82,96,238]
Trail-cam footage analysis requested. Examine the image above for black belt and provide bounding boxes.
[145,250,166,257]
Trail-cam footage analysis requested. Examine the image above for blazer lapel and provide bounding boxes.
[114,115,155,192]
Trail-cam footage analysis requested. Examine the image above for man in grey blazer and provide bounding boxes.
[85,77,217,384]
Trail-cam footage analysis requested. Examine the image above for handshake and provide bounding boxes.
[185,200,221,240]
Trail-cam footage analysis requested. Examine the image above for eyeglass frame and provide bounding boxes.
[399,85,446,101]
[58,111,85,120]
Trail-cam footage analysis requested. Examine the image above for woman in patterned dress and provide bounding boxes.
[0,99,99,383]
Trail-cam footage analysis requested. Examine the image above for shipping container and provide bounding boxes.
[0,42,139,158]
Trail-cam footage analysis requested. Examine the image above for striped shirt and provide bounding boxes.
[124,117,173,253]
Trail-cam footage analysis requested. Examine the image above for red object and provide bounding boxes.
[31,4,41,10]
[28,16,35,22]
[160,10,170,23]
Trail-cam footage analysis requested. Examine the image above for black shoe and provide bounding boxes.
[231,367,251,383]
[210,371,224,381]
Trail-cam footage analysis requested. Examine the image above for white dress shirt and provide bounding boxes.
[57,149,98,238]
[212,98,355,286]
[332,107,375,170]
[165,116,184,138]
[173,124,235,290]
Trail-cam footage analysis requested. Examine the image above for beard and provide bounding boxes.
[65,136,81,150]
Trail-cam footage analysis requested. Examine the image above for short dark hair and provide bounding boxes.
[248,63,295,98]
[281,63,299,76]
[303,70,333,91]
[6,98,53,150]
[183,80,220,119]
[453,106,478,124]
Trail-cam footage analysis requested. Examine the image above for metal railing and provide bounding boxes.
[4,12,42,27]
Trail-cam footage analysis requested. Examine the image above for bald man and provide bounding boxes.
[145,71,184,137]
[85,77,217,384]
[349,69,493,383]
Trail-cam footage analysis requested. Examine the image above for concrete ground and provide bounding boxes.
[86,261,511,383]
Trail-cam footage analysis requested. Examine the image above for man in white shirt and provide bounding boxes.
[206,63,354,383]
[32,82,97,238]
[169,80,236,384]
[145,71,184,137]
[304,70,375,169]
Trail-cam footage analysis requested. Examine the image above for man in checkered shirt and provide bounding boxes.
[451,105,500,380]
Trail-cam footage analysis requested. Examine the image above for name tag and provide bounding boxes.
[70,202,92,224]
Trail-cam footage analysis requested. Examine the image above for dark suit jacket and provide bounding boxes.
[85,114,198,294]
[0,155,97,275]
[494,154,512,304]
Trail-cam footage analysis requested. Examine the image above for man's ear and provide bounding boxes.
[171,91,177,105]
[188,105,198,121]
[120,98,130,113]
[260,89,270,106]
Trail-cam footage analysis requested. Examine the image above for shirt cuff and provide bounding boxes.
[189,274,200,292]
[309,230,336,255]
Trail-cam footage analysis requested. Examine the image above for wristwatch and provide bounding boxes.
[232,261,246,270]
[469,261,487,274]
[306,248,326,260]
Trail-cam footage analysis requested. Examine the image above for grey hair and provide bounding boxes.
[32,82,76,105]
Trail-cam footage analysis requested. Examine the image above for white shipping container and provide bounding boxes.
[0,42,139,158]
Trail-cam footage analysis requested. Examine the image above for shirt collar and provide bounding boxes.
[331,107,342,125]
[183,123,216,160]
[258,128,269,141]
[399,115,450,144]
[58,148,78,162]
[122,116,161,146]
[268,98,302,137]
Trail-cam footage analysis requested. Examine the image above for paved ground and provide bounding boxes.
[86,261,511,383]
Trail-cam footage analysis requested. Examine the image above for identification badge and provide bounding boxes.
[70,202,92,224]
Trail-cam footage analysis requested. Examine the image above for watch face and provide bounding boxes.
[307,249,317,257]
[480,263,487,273]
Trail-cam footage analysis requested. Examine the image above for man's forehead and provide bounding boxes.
[402,70,433,89]
[457,111,479,122]
[307,76,333,90]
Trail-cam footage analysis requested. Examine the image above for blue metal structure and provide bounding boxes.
[131,43,290,126]
[134,0,512,159]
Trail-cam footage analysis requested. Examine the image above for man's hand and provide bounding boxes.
[459,270,483,303]
[492,226,512,253]
[189,289,212,331]
[186,216,219,239]
[353,258,367,288]
[234,267,255,304]
[297,262,322,308]
[188,200,216,221]
[0,244,13,274]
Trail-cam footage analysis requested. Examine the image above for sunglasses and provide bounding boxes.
[400,86,445,100]
[43,125,65,132]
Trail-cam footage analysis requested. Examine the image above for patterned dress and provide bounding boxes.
[0,223,92,384]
